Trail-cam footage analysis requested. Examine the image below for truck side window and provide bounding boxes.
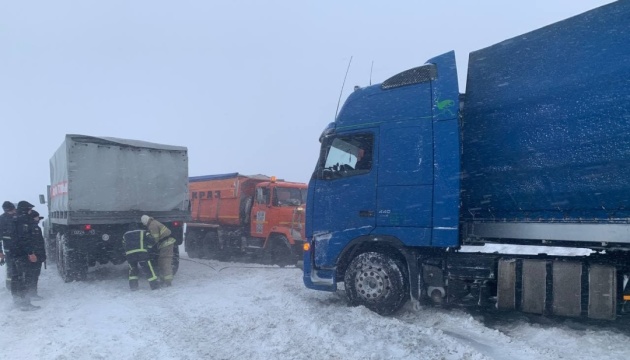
[318,133,373,180]
[207,191,212,199]
[192,192,198,199]
[214,190,220,198]
[256,187,270,205]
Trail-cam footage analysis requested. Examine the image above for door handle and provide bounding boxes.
[359,210,374,217]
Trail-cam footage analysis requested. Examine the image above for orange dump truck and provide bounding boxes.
[185,173,307,265]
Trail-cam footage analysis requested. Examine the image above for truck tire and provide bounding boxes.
[185,231,200,259]
[172,245,180,275]
[57,234,88,283]
[43,232,56,264]
[343,252,408,316]
[267,235,294,267]
[240,197,253,225]
[204,230,224,260]
[50,232,63,264]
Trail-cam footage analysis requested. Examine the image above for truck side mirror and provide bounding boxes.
[39,194,46,204]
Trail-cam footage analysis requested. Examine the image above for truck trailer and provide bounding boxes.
[185,173,307,265]
[43,134,190,282]
[303,1,630,320]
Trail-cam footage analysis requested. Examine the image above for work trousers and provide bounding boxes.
[127,252,160,290]
[25,261,43,296]
[8,255,28,301]
[157,243,174,284]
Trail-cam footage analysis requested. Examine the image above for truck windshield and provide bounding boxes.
[318,133,373,179]
[273,187,306,207]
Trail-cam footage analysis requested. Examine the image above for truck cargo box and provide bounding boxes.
[49,134,190,225]
[461,2,630,223]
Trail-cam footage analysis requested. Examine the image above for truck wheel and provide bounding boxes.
[57,234,88,283]
[172,245,180,275]
[57,234,69,282]
[240,197,253,225]
[343,252,408,315]
[44,232,56,264]
[204,230,224,260]
[267,235,294,267]
[185,231,200,259]
[50,232,63,263]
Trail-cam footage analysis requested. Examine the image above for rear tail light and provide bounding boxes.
[172,221,181,227]
[83,224,92,231]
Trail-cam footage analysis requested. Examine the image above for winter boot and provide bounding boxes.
[129,279,139,291]
[30,294,44,301]
[149,280,161,290]
[13,296,40,311]
[20,302,41,311]
[28,288,44,301]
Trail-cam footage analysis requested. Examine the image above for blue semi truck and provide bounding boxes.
[302,1,630,320]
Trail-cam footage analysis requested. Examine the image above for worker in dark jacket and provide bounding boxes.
[122,229,160,291]
[9,201,40,311]
[141,215,176,286]
[1,201,16,290]
[25,210,46,300]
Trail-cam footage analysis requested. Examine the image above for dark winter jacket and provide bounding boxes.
[12,211,35,258]
[31,222,46,262]
[0,212,16,254]
[123,230,158,260]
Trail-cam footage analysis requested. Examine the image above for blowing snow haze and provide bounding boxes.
[0,0,615,210]
[2,2,630,360]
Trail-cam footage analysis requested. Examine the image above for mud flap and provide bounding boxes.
[405,249,420,308]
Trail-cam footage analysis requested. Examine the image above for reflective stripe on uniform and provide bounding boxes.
[158,237,176,248]
[129,276,139,280]
[163,274,173,281]
[147,261,158,282]
[125,249,148,255]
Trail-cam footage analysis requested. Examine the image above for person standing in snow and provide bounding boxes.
[8,201,40,311]
[122,229,160,291]
[140,215,176,287]
[1,201,17,290]
[25,210,46,300]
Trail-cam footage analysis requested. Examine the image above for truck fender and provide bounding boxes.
[335,235,408,281]
[263,230,293,248]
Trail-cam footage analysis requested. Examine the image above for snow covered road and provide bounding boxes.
[2,247,630,360]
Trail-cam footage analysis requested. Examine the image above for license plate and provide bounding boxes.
[71,230,85,235]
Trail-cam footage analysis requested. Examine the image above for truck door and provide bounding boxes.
[309,131,377,268]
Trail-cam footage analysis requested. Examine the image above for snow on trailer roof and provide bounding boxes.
[66,134,188,151]
[189,173,272,182]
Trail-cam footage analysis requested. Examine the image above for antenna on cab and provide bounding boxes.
[369,61,374,86]
[335,56,353,120]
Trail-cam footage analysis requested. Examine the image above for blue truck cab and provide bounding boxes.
[304,52,460,289]
[303,1,630,319]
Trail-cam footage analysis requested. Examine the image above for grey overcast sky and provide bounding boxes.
[1,0,615,211]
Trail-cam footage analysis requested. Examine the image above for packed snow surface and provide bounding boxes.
[2,245,629,360]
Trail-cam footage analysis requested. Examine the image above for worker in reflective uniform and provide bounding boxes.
[122,230,160,291]
[140,215,176,286]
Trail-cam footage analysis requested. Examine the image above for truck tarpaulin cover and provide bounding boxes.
[461,1,630,221]
[50,134,189,214]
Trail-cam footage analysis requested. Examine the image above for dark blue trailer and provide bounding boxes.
[303,1,630,320]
